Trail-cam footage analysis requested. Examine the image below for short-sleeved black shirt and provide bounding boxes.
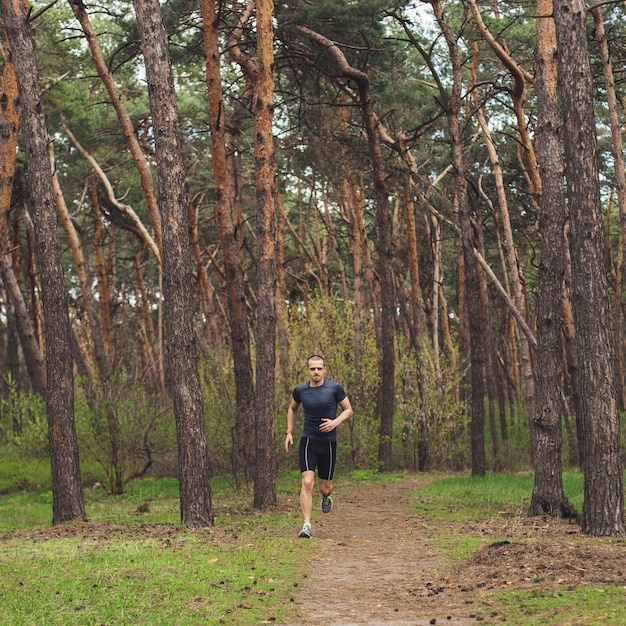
[293,380,347,442]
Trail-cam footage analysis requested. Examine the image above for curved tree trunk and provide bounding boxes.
[470,41,536,439]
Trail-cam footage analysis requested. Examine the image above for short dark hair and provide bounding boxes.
[307,354,325,368]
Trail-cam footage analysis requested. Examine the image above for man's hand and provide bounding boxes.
[285,432,293,453]
[319,418,336,433]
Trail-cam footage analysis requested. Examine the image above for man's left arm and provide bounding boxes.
[319,396,353,432]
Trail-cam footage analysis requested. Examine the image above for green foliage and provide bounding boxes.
[199,347,240,479]
[0,381,51,497]
[0,452,51,495]
[395,336,470,471]
[486,400,533,472]
[74,369,176,494]
[0,377,48,457]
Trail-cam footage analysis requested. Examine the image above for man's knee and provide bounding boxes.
[318,478,332,494]
[301,471,315,492]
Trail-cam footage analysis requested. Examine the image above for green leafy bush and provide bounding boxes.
[75,368,175,494]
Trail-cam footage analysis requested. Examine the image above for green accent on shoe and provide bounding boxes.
[321,494,333,513]
[298,523,312,539]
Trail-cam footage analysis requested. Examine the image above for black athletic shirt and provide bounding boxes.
[292,379,347,442]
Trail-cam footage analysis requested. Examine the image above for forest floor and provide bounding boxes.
[8,475,626,625]
[290,475,626,625]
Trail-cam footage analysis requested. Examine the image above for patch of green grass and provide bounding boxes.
[412,471,584,523]
[0,527,314,625]
[347,469,406,484]
[0,454,51,494]
[413,471,532,519]
[0,470,319,625]
[492,585,626,625]
[433,534,485,564]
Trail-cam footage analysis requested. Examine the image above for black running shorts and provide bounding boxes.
[299,437,337,480]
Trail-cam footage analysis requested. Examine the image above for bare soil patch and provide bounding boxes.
[291,476,626,625]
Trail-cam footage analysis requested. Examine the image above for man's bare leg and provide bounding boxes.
[318,477,332,498]
[300,470,315,531]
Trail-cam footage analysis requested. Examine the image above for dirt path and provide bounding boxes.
[291,476,478,625]
[288,475,626,626]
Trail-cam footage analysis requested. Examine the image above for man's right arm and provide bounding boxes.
[285,399,299,453]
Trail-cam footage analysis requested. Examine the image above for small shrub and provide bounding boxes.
[395,336,470,471]
[75,368,175,494]
[0,376,48,457]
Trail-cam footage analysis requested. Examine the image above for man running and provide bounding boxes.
[285,355,353,538]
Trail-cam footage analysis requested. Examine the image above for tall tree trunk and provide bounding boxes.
[475,225,500,459]
[470,41,536,437]
[0,38,47,398]
[253,0,277,508]
[528,0,577,519]
[553,0,624,536]
[2,0,87,523]
[132,0,213,527]
[201,0,255,480]
[296,24,396,471]
[590,5,626,412]
[431,0,486,475]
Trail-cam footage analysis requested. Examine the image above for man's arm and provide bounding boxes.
[319,396,353,433]
[285,399,300,453]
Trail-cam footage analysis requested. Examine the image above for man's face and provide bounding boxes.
[307,359,325,385]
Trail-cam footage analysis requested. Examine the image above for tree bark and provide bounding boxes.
[201,0,255,480]
[0,38,47,399]
[253,0,278,508]
[590,5,626,412]
[132,0,213,527]
[528,0,577,519]
[431,0,486,475]
[296,24,396,471]
[553,0,624,536]
[2,0,87,523]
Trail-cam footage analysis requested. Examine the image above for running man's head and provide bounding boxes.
[306,355,326,386]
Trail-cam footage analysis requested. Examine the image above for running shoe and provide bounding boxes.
[321,494,333,514]
[298,522,312,538]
